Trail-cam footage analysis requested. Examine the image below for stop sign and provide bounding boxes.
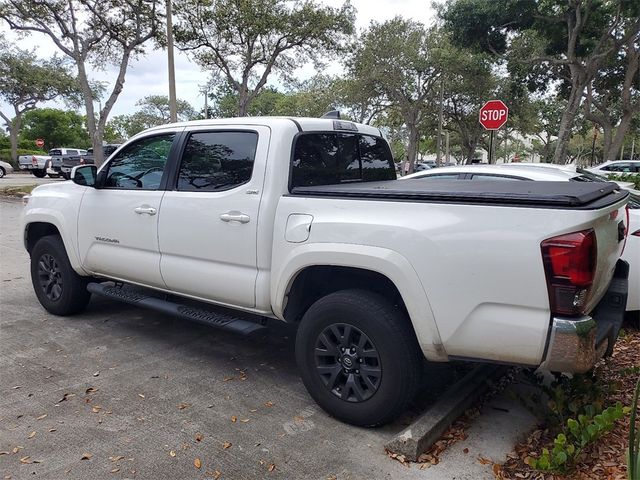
[479,100,508,130]
[35,138,45,148]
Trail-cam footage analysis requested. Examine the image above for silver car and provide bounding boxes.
[0,160,14,178]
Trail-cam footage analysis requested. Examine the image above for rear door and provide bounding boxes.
[158,127,270,308]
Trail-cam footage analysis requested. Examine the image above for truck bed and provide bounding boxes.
[290,179,628,209]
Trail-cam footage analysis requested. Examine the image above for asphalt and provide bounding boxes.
[0,173,64,189]
[0,197,536,480]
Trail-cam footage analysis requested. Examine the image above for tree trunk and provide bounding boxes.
[237,86,249,117]
[9,115,20,164]
[406,124,419,174]
[607,113,634,161]
[552,80,585,164]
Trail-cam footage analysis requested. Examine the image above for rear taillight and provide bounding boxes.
[79,158,85,165]
[32,156,37,166]
[541,229,597,316]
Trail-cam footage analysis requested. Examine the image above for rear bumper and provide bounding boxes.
[540,260,629,373]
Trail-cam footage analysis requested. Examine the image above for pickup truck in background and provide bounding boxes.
[21,117,630,426]
[47,148,89,179]
[55,144,121,179]
[19,148,86,178]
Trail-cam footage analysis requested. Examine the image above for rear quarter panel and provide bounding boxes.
[272,195,627,366]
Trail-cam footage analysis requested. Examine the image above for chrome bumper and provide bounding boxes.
[540,260,629,374]
[539,316,606,373]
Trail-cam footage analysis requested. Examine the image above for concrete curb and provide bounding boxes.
[385,364,508,461]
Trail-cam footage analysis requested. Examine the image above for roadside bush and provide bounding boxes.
[606,173,640,190]
[518,371,630,474]
[0,149,44,169]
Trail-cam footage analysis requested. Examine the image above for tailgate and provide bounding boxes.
[586,199,629,312]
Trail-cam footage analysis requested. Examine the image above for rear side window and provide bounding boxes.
[291,133,395,188]
[49,149,62,156]
[177,131,258,191]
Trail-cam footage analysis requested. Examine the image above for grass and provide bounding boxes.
[0,184,37,196]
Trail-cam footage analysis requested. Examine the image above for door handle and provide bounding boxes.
[220,211,250,224]
[134,206,157,216]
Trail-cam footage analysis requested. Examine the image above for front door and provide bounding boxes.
[78,133,178,288]
[158,127,269,308]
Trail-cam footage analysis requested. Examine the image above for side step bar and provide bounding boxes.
[87,282,267,336]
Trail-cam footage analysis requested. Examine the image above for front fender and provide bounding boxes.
[21,186,87,275]
[271,243,447,362]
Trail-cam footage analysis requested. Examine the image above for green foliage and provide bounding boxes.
[519,371,630,474]
[20,108,90,150]
[605,173,640,190]
[528,402,628,473]
[174,0,354,115]
[629,377,640,480]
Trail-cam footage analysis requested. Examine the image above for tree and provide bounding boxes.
[0,0,163,166]
[441,0,640,164]
[136,94,197,124]
[0,44,78,162]
[349,18,440,173]
[20,108,91,149]
[107,95,197,140]
[173,0,354,116]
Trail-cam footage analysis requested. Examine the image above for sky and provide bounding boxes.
[0,0,437,120]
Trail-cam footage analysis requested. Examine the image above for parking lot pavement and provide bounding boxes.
[0,173,63,189]
[0,198,533,480]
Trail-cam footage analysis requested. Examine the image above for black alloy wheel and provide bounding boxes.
[314,323,382,402]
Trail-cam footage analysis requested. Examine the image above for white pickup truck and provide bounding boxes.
[21,117,630,426]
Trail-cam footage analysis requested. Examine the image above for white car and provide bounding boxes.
[403,163,639,312]
[21,117,630,426]
[587,160,640,175]
[0,160,14,178]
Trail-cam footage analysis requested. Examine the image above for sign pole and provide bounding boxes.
[489,130,494,164]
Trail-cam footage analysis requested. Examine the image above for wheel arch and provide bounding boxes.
[272,243,447,361]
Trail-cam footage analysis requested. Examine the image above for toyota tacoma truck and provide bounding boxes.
[21,117,630,426]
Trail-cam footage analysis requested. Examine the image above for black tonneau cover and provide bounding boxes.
[290,179,629,209]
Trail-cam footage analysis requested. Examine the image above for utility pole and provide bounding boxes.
[445,131,450,164]
[202,89,209,119]
[631,138,636,160]
[436,78,444,167]
[166,0,177,123]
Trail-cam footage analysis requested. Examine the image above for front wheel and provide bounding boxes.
[0,166,5,178]
[30,235,91,315]
[32,169,46,178]
[295,289,423,426]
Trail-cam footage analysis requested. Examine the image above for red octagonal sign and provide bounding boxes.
[479,100,509,130]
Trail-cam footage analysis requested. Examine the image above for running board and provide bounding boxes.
[87,282,267,336]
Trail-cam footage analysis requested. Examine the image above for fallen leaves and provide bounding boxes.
[19,456,31,464]
[222,442,232,450]
[194,457,202,469]
[177,402,192,410]
[137,393,145,399]
[268,463,276,472]
[264,401,274,408]
[91,405,102,413]
[57,393,74,403]
[92,371,100,377]
[27,431,36,439]
[35,414,47,420]
[85,387,98,394]
[108,456,125,462]
[169,450,176,458]
[81,453,92,460]
[195,433,204,442]
[230,416,237,423]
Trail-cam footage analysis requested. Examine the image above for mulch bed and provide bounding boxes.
[495,322,640,480]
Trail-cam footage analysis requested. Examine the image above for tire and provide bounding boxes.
[0,166,5,178]
[295,289,423,427]
[61,172,70,180]
[32,169,46,178]
[30,235,91,315]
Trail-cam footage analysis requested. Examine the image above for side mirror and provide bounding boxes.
[71,165,97,187]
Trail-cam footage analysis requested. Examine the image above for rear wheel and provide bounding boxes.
[32,169,46,178]
[30,235,91,315]
[295,289,422,426]
[0,166,5,178]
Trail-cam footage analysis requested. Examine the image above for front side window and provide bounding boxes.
[177,131,258,191]
[291,133,395,188]
[104,134,174,190]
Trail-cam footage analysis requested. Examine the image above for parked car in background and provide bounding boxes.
[18,152,53,178]
[403,163,639,313]
[587,160,640,175]
[0,159,14,178]
[58,144,121,179]
[48,148,88,179]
